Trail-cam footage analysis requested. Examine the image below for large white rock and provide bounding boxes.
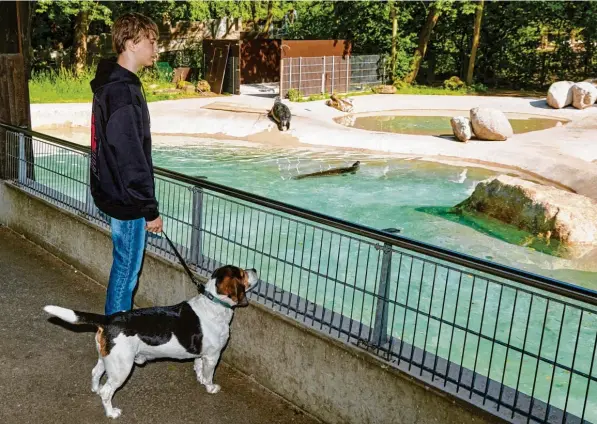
[453,175,597,246]
[546,81,574,109]
[470,107,513,141]
[450,116,473,142]
[571,82,597,110]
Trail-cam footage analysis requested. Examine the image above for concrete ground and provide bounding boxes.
[0,226,319,424]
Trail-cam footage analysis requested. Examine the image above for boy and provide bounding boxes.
[89,13,163,315]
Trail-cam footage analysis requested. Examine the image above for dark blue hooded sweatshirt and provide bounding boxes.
[89,58,159,221]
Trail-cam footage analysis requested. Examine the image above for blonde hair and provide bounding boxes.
[111,13,158,55]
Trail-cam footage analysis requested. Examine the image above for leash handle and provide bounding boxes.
[161,231,205,293]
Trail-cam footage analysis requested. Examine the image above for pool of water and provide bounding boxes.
[149,137,596,289]
[335,111,568,136]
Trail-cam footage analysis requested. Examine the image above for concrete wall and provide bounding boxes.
[0,181,500,424]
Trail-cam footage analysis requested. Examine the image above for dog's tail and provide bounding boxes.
[44,305,107,327]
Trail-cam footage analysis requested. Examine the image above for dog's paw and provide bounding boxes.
[205,384,221,394]
[91,384,101,394]
[134,355,147,365]
[106,407,122,419]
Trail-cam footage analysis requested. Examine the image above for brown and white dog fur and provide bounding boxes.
[43,265,258,419]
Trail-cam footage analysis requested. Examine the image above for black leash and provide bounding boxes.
[161,231,205,294]
[160,231,259,307]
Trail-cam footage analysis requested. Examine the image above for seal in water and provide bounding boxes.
[268,96,291,131]
[293,161,360,180]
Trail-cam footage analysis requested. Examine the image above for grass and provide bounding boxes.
[28,66,212,104]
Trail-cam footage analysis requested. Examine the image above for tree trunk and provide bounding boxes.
[0,54,34,181]
[390,1,398,79]
[466,0,484,85]
[262,1,275,36]
[404,3,442,84]
[72,10,90,76]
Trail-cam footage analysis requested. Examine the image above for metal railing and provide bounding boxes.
[1,123,596,424]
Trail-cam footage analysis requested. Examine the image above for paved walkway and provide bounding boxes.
[0,226,320,424]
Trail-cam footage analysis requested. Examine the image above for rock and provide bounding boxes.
[453,175,597,246]
[546,81,574,109]
[372,85,397,94]
[326,94,354,112]
[182,84,195,93]
[450,116,473,142]
[196,80,211,93]
[470,107,513,141]
[571,82,597,110]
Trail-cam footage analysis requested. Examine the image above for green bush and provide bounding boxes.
[287,88,303,102]
[443,76,466,91]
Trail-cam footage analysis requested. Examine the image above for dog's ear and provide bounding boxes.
[211,266,231,283]
[236,282,248,307]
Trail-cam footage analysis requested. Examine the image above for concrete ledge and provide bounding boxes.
[0,181,501,424]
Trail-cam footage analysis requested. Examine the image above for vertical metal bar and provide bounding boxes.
[512,294,534,419]
[497,288,520,411]
[321,56,326,93]
[527,299,550,423]
[298,57,302,92]
[581,329,597,422]
[18,132,26,184]
[190,187,204,267]
[346,56,350,93]
[420,263,438,376]
[372,243,392,346]
[562,310,583,419]
[545,304,566,421]
[331,56,335,93]
[409,261,428,371]
[289,57,292,89]
[482,285,504,405]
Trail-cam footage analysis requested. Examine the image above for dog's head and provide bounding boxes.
[210,265,258,308]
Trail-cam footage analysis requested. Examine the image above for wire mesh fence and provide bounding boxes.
[280,54,386,98]
[3,128,597,424]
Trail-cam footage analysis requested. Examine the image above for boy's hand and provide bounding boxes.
[146,216,163,233]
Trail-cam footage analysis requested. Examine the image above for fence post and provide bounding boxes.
[321,56,326,93]
[190,186,204,268]
[331,56,335,93]
[289,57,292,89]
[298,57,302,92]
[18,132,26,184]
[346,56,350,93]
[372,242,392,346]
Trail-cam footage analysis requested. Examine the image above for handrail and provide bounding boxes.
[2,121,597,306]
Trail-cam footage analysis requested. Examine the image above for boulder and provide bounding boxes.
[571,82,597,110]
[470,107,513,141]
[450,116,473,142]
[372,85,397,94]
[546,81,574,109]
[196,79,211,93]
[453,175,597,246]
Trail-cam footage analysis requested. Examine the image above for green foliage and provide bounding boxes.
[443,76,465,90]
[286,88,303,102]
[29,0,597,94]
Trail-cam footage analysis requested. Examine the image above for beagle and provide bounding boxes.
[44,265,258,419]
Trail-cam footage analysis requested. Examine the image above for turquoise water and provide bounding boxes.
[335,112,567,136]
[151,140,597,289]
[33,131,597,421]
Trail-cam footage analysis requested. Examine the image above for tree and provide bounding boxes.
[466,0,484,85]
[36,0,111,75]
[390,1,398,77]
[404,1,445,84]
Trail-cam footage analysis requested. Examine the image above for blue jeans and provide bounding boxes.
[105,217,147,315]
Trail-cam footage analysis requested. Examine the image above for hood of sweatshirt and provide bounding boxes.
[90,58,141,93]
